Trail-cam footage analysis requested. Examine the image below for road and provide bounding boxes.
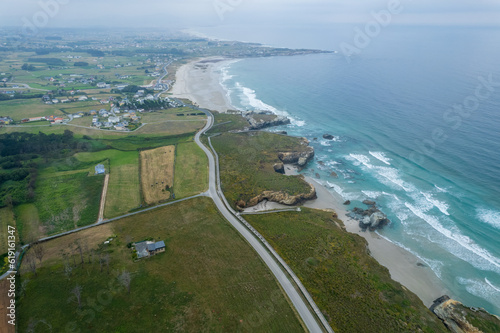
[194,110,332,333]
[0,76,332,331]
[5,83,49,91]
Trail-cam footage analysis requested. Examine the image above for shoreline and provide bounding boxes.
[169,57,238,113]
[169,57,448,307]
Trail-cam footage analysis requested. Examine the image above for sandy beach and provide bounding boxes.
[169,58,448,307]
[170,57,237,113]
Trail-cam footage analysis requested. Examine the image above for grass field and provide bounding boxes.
[245,209,448,333]
[206,112,249,134]
[72,149,141,218]
[211,132,312,208]
[0,99,65,120]
[13,204,42,244]
[0,207,15,254]
[140,146,176,204]
[173,142,209,198]
[134,119,205,135]
[104,152,140,218]
[17,197,304,332]
[35,172,104,235]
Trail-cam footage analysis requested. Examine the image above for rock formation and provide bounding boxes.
[273,162,285,174]
[247,183,317,207]
[348,200,391,230]
[431,295,500,333]
[323,134,335,140]
[278,146,315,167]
[244,112,291,130]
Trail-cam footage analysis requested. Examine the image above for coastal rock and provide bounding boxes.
[323,134,335,140]
[247,183,317,207]
[369,212,386,228]
[430,296,500,333]
[315,173,321,179]
[273,162,285,174]
[330,171,338,178]
[298,157,308,167]
[363,199,376,206]
[278,146,315,167]
[343,200,351,205]
[246,114,291,130]
[276,131,288,135]
[350,205,390,230]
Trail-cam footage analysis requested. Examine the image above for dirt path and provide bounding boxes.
[97,174,110,222]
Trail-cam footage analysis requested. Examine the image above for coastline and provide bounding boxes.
[169,57,238,113]
[169,57,448,307]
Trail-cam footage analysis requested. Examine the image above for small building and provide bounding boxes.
[134,240,166,259]
[95,164,105,175]
[108,116,120,123]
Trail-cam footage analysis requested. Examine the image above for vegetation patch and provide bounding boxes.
[0,207,15,254]
[17,197,303,332]
[140,146,175,204]
[211,131,311,209]
[245,208,448,333]
[206,112,249,134]
[173,142,208,198]
[35,172,104,234]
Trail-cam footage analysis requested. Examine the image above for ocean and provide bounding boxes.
[205,25,500,314]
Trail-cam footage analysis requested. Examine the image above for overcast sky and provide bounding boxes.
[1,0,499,30]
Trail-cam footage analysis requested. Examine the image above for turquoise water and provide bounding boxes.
[218,26,500,314]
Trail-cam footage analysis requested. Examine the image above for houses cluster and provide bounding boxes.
[0,116,13,125]
[90,108,137,131]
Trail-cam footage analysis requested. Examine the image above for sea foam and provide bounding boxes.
[235,82,305,126]
[477,208,500,230]
[405,202,500,273]
[369,151,391,165]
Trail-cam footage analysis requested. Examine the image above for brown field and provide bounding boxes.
[22,223,114,268]
[140,146,176,204]
[0,279,15,333]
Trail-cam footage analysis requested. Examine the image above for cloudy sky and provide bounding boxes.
[2,0,499,29]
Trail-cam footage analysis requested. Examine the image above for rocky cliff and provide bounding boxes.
[278,145,315,167]
[244,113,291,130]
[431,296,500,333]
[245,182,317,207]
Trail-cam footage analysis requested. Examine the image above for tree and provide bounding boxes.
[70,285,83,309]
[118,270,132,295]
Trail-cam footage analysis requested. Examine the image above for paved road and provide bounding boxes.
[194,111,331,333]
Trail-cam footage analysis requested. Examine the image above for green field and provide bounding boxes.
[18,197,304,332]
[245,209,448,333]
[0,207,15,254]
[35,172,104,235]
[173,142,209,198]
[13,204,42,244]
[0,99,64,120]
[71,149,140,218]
[207,112,249,134]
[211,132,311,208]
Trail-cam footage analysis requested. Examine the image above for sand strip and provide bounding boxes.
[170,57,237,112]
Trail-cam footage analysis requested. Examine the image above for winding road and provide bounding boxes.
[195,110,332,333]
[1,75,332,332]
